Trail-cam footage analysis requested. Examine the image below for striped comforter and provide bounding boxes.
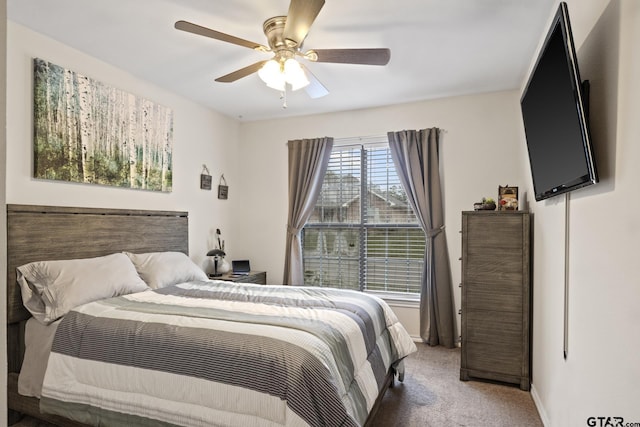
[40,281,417,427]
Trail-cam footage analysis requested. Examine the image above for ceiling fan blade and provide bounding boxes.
[301,65,329,99]
[175,20,268,51]
[215,61,268,83]
[283,0,325,47]
[308,48,391,65]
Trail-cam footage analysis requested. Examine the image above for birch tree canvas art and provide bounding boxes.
[33,58,173,192]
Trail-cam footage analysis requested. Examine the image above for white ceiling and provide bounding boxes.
[8,0,557,122]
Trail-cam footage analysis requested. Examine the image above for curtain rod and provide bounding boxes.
[334,135,387,146]
[336,128,448,144]
[285,134,386,146]
[286,129,447,146]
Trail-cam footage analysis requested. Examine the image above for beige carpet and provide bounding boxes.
[370,343,543,427]
[12,343,543,427]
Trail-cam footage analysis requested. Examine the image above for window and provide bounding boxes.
[302,140,425,296]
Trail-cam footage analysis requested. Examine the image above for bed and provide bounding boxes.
[7,204,416,427]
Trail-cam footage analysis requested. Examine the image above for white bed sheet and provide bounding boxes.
[18,317,60,398]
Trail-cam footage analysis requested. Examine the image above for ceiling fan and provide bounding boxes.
[174,0,391,99]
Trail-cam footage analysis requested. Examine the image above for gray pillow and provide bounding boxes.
[124,251,207,289]
[17,253,149,325]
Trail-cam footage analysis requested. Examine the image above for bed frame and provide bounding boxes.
[7,204,189,425]
[6,204,393,426]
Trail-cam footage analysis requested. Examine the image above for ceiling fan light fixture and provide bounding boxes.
[258,59,286,91]
[258,59,285,91]
[283,58,310,91]
[258,58,309,92]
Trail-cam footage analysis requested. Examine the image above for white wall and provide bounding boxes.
[1,0,8,423]
[526,0,640,425]
[6,22,241,268]
[235,90,528,338]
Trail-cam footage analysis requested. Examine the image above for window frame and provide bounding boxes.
[302,138,425,300]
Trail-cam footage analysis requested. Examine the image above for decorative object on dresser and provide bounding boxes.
[218,270,267,285]
[459,211,531,390]
[498,185,519,211]
[473,197,496,211]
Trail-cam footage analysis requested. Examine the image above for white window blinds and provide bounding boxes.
[302,141,425,295]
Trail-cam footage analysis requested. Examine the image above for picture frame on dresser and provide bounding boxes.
[498,185,519,211]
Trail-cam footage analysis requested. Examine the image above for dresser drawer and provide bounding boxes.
[464,310,523,345]
[464,282,523,312]
[463,341,523,377]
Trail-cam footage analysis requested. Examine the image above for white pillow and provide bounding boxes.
[17,253,149,325]
[124,251,207,289]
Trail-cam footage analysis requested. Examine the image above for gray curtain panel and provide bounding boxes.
[388,128,456,348]
[283,137,334,285]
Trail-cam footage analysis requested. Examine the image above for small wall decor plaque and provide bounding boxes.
[498,185,519,210]
[218,174,228,200]
[200,165,212,190]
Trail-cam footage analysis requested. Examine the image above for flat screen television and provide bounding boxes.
[520,2,598,201]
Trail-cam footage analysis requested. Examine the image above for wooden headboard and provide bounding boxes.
[6,204,189,372]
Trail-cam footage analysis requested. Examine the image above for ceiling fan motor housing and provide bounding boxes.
[263,16,297,61]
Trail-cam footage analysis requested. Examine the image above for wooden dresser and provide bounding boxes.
[460,211,531,390]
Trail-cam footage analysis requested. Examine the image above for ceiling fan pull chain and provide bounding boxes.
[281,88,288,109]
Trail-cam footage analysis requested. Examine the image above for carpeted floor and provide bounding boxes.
[12,343,543,427]
[370,343,543,427]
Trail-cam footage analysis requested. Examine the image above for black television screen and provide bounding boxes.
[520,2,598,201]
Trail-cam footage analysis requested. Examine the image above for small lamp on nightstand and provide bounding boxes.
[206,249,226,277]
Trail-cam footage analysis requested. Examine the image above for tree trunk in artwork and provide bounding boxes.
[77,74,92,183]
[161,108,172,192]
[128,93,138,188]
[43,62,56,170]
[118,90,126,184]
[141,100,149,190]
[64,70,75,180]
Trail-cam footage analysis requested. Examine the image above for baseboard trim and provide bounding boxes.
[530,384,550,426]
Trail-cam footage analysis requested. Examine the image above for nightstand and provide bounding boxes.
[217,271,267,285]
